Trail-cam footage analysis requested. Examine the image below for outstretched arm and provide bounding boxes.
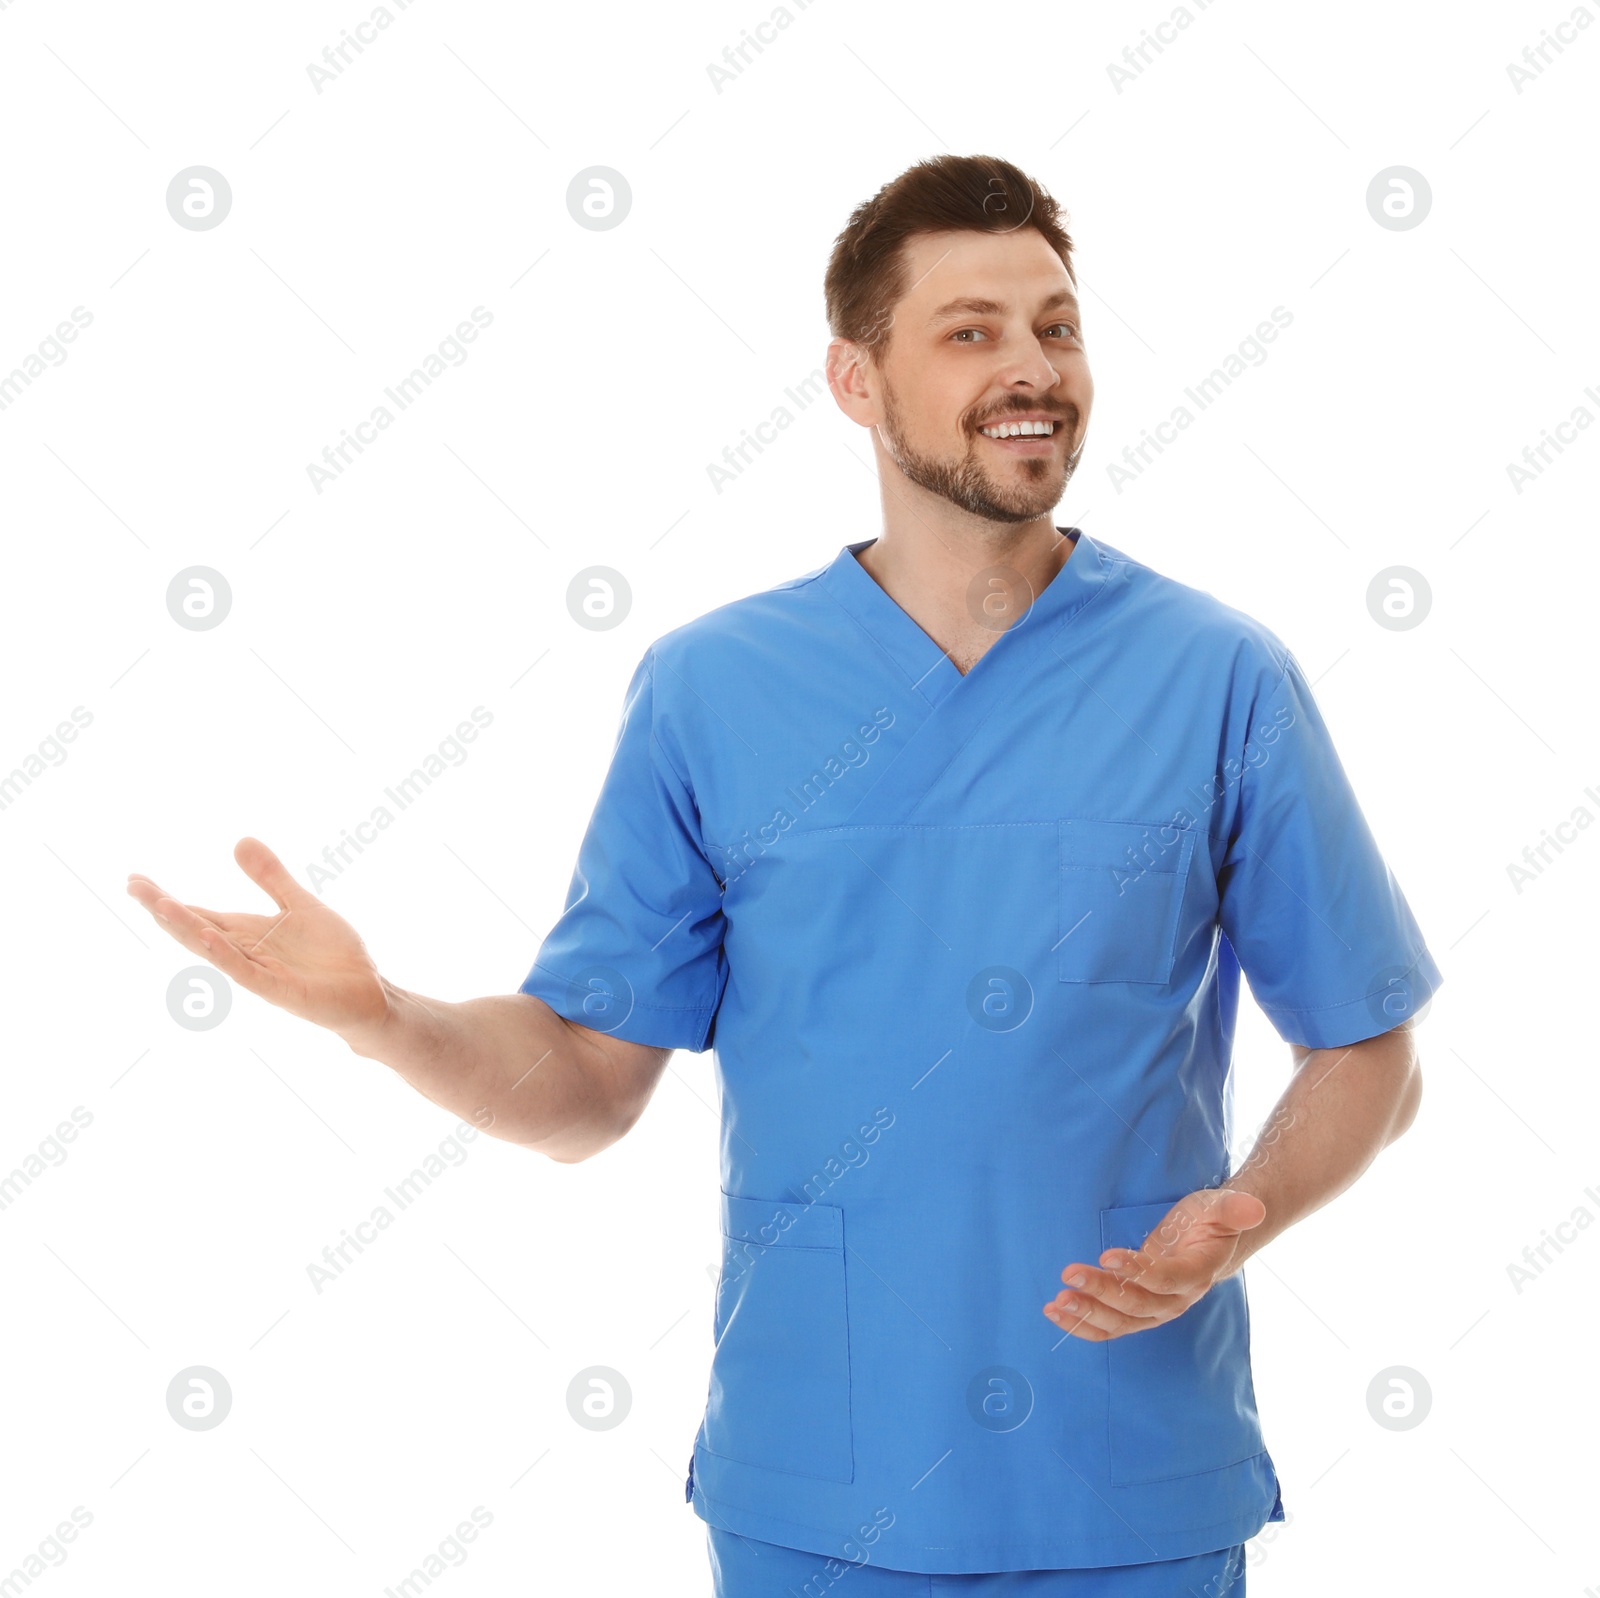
[336,986,671,1163]
[128,837,670,1164]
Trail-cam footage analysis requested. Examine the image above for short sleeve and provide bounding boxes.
[519,645,728,1052]
[1217,647,1443,1049]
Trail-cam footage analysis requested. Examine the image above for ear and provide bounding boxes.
[826,336,880,427]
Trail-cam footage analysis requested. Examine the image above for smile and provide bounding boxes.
[979,419,1057,438]
[978,418,1060,454]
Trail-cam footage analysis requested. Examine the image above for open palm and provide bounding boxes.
[1044,1187,1268,1340]
[127,836,388,1035]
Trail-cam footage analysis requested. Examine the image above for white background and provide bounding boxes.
[1,0,1595,1592]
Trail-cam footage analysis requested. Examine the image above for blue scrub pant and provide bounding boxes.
[707,1526,1246,1596]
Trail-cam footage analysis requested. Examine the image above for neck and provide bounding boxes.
[854,521,1075,676]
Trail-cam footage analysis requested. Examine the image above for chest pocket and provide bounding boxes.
[1058,819,1196,985]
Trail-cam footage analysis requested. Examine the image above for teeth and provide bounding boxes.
[981,420,1054,438]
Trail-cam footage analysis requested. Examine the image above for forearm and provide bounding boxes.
[337,983,624,1162]
[1218,1022,1422,1277]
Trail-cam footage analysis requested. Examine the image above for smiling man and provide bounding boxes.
[128,155,1441,1595]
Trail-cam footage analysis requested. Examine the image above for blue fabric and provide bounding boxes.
[522,528,1441,1572]
[707,1525,1247,1595]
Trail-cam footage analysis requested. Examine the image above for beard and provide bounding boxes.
[876,383,1083,525]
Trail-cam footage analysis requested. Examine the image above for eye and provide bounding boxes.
[950,323,1082,345]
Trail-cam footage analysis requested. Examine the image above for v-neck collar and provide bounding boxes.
[819,525,1110,706]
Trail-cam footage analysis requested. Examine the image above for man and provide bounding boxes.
[128,155,1441,1594]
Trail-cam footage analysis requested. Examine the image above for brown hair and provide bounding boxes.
[823,154,1076,359]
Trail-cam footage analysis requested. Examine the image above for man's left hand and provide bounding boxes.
[1043,1187,1267,1340]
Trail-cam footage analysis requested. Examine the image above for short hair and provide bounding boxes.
[823,154,1076,359]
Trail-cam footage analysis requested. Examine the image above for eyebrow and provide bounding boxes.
[925,288,1081,328]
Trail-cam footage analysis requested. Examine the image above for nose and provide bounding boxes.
[997,338,1064,394]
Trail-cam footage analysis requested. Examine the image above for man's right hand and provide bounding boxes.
[128,835,675,1161]
[127,836,390,1041]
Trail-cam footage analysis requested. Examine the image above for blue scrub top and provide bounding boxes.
[520,527,1443,1574]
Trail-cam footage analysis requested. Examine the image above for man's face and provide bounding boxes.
[851,228,1093,525]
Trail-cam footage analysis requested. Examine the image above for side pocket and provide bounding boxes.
[1058,820,1195,984]
[1100,1200,1264,1485]
[702,1191,854,1483]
